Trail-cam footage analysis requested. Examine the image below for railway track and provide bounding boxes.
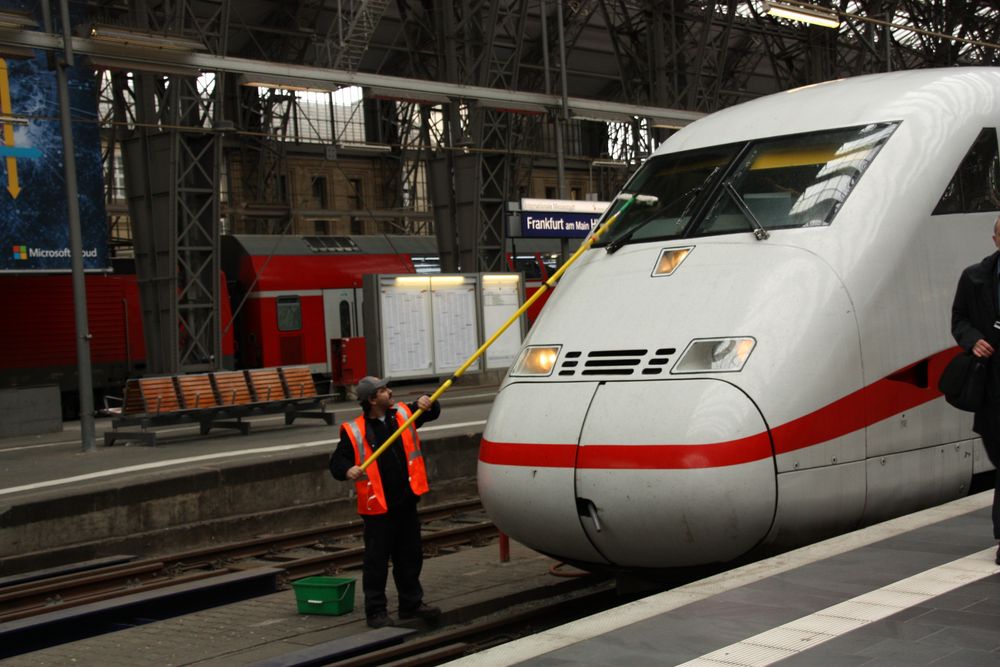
[0,498,489,624]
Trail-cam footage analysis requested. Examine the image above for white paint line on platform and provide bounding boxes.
[676,547,1000,666]
[0,419,486,497]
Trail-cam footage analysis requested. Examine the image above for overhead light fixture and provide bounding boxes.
[0,10,37,30]
[88,56,201,77]
[572,110,635,124]
[477,98,546,115]
[242,77,337,93]
[367,86,450,106]
[86,24,206,52]
[0,10,37,58]
[651,120,686,130]
[592,159,627,168]
[336,142,393,154]
[764,1,840,29]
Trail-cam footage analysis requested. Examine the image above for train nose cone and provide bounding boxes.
[479,382,612,566]
[575,379,775,568]
[479,379,777,569]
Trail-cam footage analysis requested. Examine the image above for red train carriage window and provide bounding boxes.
[933,128,1000,215]
[339,300,352,337]
[539,253,561,278]
[276,295,302,331]
[303,236,361,252]
[510,255,543,280]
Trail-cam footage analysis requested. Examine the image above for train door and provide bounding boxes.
[322,288,364,372]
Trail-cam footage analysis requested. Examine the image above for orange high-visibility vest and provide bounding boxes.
[343,402,430,515]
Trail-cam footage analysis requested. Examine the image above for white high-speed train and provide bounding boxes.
[478,68,1000,571]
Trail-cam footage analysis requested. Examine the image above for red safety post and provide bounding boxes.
[499,530,510,563]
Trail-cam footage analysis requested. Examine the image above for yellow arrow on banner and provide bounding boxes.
[0,59,20,199]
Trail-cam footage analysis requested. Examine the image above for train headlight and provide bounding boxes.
[652,246,693,276]
[511,345,561,376]
[672,337,756,373]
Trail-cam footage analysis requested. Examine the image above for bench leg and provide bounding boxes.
[286,409,334,425]
[207,418,251,436]
[104,431,156,446]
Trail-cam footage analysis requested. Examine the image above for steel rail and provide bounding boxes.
[0,499,487,622]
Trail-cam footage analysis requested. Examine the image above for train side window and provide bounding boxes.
[339,300,352,337]
[933,128,1000,215]
[276,296,302,331]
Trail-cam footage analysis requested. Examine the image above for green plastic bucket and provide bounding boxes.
[291,576,356,616]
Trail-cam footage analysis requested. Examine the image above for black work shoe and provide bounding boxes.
[366,610,395,628]
[399,603,441,620]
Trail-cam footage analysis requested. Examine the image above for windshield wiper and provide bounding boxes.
[722,181,770,241]
[605,195,662,254]
[606,166,721,255]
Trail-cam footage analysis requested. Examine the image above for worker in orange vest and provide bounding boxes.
[329,376,442,628]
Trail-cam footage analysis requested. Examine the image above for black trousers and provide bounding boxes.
[983,437,1000,541]
[360,502,424,615]
[994,468,1000,541]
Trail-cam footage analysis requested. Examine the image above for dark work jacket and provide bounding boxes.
[951,250,1000,462]
[328,400,441,509]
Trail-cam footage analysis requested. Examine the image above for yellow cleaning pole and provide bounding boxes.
[359,192,647,471]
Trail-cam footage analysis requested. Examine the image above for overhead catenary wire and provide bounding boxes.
[359,192,652,471]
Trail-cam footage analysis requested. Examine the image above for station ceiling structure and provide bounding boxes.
[3,0,998,377]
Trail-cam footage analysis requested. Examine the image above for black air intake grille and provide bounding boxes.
[557,347,676,377]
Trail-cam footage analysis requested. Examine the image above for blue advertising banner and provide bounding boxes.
[0,0,107,272]
[519,198,609,239]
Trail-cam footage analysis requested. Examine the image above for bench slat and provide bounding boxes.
[122,379,145,416]
[246,368,286,402]
[138,377,182,414]
[213,371,254,406]
[279,367,318,398]
[176,374,220,410]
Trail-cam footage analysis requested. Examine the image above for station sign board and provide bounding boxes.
[518,198,609,238]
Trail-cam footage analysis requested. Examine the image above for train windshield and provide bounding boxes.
[598,144,739,246]
[598,123,897,248]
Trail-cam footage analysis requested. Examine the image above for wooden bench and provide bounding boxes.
[104,366,335,446]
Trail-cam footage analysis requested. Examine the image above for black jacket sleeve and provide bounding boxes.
[328,425,357,481]
[952,269,985,352]
[411,399,441,428]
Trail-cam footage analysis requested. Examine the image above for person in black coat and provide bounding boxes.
[950,214,1000,564]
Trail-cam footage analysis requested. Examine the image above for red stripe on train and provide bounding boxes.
[479,347,960,470]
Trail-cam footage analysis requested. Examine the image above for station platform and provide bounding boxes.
[0,379,499,574]
[454,491,1000,666]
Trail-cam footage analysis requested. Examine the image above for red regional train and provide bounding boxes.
[0,270,235,416]
[0,233,568,416]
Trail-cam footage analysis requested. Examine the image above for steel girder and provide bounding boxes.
[111,1,226,374]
